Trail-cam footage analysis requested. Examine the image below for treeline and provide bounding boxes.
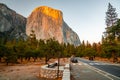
[0,34,120,65]
[76,40,120,62]
[0,35,77,65]
[0,35,120,65]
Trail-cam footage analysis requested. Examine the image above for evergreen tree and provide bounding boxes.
[4,41,18,65]
[15,40,26,63]
[105,3,118,27]
[102,3,120,62]
[104,3,118,42]
[0,45,6,62]
[113,19,120,41]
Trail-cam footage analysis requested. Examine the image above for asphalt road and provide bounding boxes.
[70,63,111,80]
[77,58,120,80]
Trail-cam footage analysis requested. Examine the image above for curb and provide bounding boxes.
[62,64,70,80]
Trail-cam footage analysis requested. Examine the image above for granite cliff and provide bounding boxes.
[26,6,80,46]
[0,3,80,46]
[0,3,27,40]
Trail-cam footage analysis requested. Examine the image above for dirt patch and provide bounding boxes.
[0,58,68,80]
[0,64,40,80]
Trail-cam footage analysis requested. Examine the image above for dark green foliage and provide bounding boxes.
[84,48,96,58]
[102,41,119,62]
[43,38,62,64]
[75,40,97,59]
[0,45,6,62]
[0,34,69,65]
[104,3,118,43]
[111,19,120,41]
[4,45,18,65]
[0,36,120,64]
[15,40,26,62]
[102,3,120,62]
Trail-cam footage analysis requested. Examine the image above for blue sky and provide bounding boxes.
[0,0,120,43]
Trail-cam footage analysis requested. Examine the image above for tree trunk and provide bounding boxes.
[45,56,48,64]
[6,61,9,65]
[20,57,23,63]
[0,57,1,62]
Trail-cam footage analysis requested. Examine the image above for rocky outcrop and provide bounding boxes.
[0,3,27,40]
[26,6,80,46]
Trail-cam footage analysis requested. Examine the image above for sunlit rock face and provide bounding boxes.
[26,6,80,46]
[0,3,27,39]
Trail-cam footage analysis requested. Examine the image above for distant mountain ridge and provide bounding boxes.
[26,6,80,46]
[0,3,27,40]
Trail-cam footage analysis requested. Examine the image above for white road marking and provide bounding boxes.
[89,62,107,65]
[86,64,120,80]
[95,63,100,65]
[89,63,94,65]
[77,60,120,80]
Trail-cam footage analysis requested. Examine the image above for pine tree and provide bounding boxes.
[106,3,118,27]
[104,3,118,42]
[102,3,119,62]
